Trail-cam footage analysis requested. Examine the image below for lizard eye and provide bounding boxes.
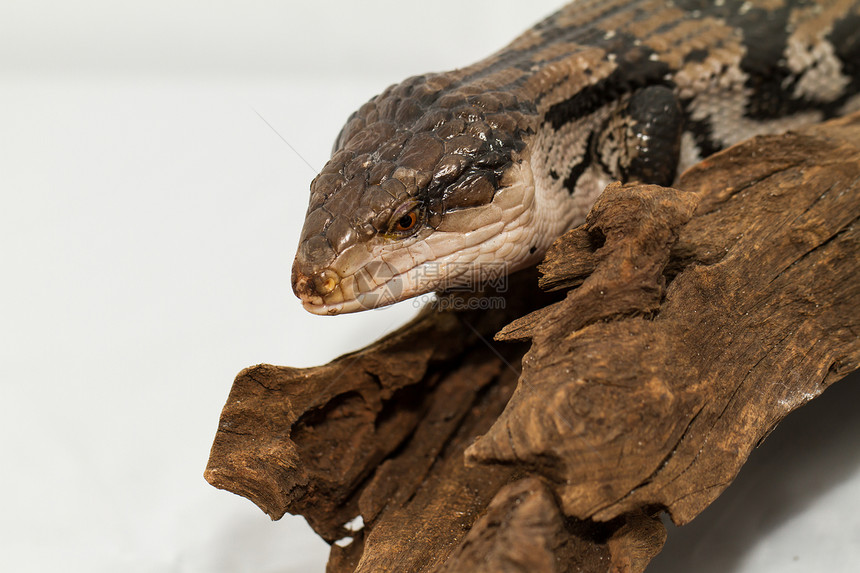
[394,211,418,232]
[386,202,424,237]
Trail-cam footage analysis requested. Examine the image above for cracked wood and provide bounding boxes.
[206,111,860,572]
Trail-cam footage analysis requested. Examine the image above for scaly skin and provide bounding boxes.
[292,0,860,315]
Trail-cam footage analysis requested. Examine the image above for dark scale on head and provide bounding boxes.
[292,73,535,300]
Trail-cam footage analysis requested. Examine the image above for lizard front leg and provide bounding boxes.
[594,85,684,186]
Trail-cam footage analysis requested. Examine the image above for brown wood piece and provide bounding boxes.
[206,112,860,571]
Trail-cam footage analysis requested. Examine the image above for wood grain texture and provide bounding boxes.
[206,111,860,571]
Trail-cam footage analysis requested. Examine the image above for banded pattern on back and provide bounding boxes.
[293,0,860,314]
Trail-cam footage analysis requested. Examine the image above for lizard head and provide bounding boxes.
[292,74,542,315]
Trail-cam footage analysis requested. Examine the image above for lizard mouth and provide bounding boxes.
[293,256,422,315]
[298,282,407,315]
[299,298,361,316]
[295,255,520,315]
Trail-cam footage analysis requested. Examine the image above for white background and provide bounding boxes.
[1,1,858,571]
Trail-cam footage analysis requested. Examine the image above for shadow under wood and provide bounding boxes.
[651,368,860,573]
[206,112,860,572]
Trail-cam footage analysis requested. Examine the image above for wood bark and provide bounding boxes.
[205,112,860,572]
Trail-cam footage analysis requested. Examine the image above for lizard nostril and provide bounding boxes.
[292,260,337,298]
[313,270,340,296]
[292,265,340,300]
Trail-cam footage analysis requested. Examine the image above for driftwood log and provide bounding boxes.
[205,111,860,572]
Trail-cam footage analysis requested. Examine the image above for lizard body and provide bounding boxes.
[292,0,860,314]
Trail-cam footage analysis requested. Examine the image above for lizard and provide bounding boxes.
[291,0,860,315]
